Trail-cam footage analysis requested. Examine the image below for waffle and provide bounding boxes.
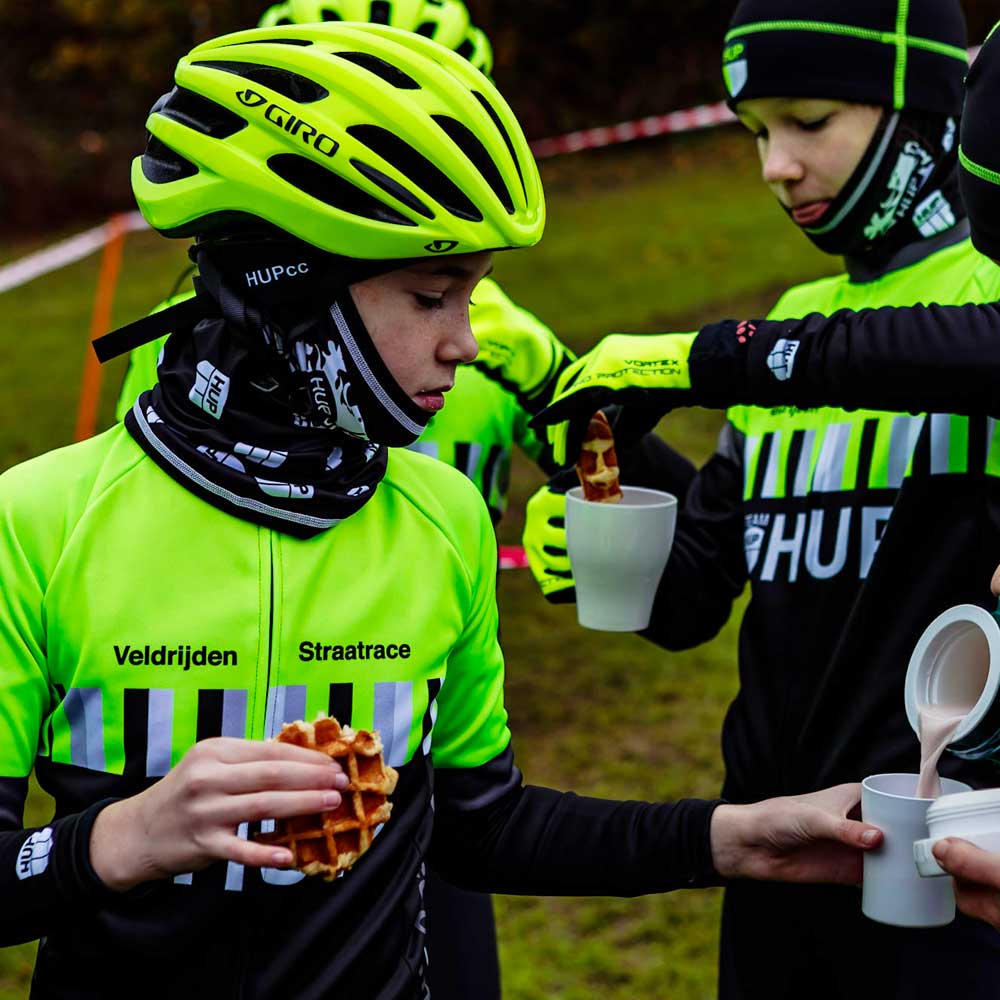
[576,410,623,503]
[255,716,399,881]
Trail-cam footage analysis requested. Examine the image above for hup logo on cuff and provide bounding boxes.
[189,361,232,419]
[767,339,800,382]
[16,828,54,880]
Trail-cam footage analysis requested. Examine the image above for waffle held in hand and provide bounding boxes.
[255,717,399,880]
[576,410,623,503]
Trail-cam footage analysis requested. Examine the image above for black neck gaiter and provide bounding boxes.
[794,109,964,264]
[124,240,432,538]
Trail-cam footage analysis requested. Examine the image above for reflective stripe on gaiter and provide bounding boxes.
[373,681,414,767]
[63,688,105,771]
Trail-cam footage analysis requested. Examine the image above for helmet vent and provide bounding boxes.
[347,124,483,222]
[456,38,475,61]
[268,153,417,226]
[351,159,434,219]
[415,21,438,38]
[321,9,342,19]
[223,37,315,47]
[142,136,199,184]
[472,91,526,199]
[157,87,247,140]
[432,115,514,214]
[369,2,391,24]
[335,52,420,90]
[192,60,329,103]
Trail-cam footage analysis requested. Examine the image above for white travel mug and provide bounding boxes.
[861,773,971,928]
[564,486,677,632]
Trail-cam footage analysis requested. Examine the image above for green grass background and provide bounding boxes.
[0,128,835,998]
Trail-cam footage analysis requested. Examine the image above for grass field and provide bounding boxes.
[0,128,835,998]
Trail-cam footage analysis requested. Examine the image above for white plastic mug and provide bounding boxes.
[861,773,970,927]
[564,486,677,632]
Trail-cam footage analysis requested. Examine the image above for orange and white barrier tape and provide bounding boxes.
[0,211,148,295]
[530,101,737,159]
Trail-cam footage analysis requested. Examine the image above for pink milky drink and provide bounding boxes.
[908,607,994,799]
[916,704,972,799]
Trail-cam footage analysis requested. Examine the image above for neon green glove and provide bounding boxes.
[523,475,575,604]
[470,277,574,412]
[531,331,699,465]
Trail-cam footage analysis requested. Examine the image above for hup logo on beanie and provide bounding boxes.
[723,42,748,99]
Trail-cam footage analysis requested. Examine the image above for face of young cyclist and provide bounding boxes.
[350,250,492,413]
[736,98,882,227]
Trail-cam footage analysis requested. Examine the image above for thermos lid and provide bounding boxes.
[904,604,1000,745]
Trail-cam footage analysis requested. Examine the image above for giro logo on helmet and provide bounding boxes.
[424,240,459,253]
[235,88,340,158]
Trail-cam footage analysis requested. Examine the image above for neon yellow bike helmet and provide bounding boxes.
[258,0,492,73]
[259,0,426,30]
[133,24,542,258]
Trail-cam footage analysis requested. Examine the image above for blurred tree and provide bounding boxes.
[0,0,995,232]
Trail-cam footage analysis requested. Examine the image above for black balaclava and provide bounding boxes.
[960,24,1000,260]
[124,236,434,538]
[723,0,969,263]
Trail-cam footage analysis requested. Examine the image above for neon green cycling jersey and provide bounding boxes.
[0,425,509,779]
[117,277,552,522]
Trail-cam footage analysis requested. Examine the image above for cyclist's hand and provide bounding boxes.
[90,737,349,890]
[710,784,882,885]
[523,469,577,604]
[532,332,698,465]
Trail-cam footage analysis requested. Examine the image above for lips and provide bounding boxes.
[414,384,453,413]
[791,201,832,227]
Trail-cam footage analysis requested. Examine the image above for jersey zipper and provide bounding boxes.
[237,529,278,999]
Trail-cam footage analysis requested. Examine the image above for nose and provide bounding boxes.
[761,136,805,188]
[439,310,479,365]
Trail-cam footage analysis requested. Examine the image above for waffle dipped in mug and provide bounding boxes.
[576,410,623,503]
[255,716,398,881]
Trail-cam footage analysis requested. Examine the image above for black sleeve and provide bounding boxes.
[0,777,118,946]
[638,422,748,651]
[429,747,724,896]
[690,302,1000,416]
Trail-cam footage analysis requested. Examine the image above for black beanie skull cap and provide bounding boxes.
[959,23,1000,259]
[723,0,968,116]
